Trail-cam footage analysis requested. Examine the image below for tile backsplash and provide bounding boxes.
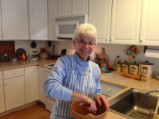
[0,41,15,61]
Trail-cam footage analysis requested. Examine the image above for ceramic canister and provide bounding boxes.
[114,61,121,73]
[139,61,154,81]
[128,62,139,76]
[121,61,129,73]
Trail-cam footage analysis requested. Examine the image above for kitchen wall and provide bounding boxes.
[14,40,46,56]
[14,40,159,77]
[47,40,159,77]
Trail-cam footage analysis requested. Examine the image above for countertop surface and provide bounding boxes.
[0,59,56,70]
[1,59,159,119]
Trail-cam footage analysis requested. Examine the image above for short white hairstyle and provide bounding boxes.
[72,23,97,43]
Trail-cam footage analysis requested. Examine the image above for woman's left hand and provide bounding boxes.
[95,95,109,111]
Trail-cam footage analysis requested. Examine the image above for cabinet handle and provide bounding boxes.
[139,37,144,43]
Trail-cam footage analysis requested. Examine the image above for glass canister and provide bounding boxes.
[128,62,139,76]
[139,60,154,81]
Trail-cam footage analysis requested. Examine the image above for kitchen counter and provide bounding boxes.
[100,72,159,119]
[1,59,159,119]
[0,59,56,70]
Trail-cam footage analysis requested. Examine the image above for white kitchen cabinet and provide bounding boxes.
[139,0,159,46]
[29,0,48,40]
[0,71,5,113]
[1,0,29,40]
[3,68,25,111]
[25,66,38,104]
[89,0,112,43]
[48,0,58,41]
[38,66,55,111]
[38,67,47,103]
[57,0,88,17]
[110,0,142,45]
[43,68,55,111]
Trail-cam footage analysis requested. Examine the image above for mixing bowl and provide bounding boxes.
[71,100,107,119]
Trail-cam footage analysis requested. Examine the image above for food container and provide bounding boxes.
[71,101,107,119]
[139,60,154,81]
[114,61,121,73]
[128,62,139,76]
[121,61,129,73]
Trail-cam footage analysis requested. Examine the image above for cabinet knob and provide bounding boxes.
[139,37,144,43]
[139,40,143,43]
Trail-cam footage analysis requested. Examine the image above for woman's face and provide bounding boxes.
[73,34,96,61]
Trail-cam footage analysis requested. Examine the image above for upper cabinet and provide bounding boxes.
[48,0,58,41]
[139,0,159,46]
[1,0,29,40]
[110,0,142,45]
[57,0,88,17]
[29,0,48,40]
[89,0,112,44]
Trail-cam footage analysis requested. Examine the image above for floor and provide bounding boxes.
[0,103,50,119]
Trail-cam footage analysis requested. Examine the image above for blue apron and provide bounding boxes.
[51,55,96,119]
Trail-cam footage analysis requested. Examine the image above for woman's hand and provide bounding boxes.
[95,95,109,111]
[71,92,97,114]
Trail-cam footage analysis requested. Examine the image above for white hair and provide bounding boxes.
[72,23,97,43]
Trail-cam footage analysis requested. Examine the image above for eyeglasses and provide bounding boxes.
[77,39,96,46]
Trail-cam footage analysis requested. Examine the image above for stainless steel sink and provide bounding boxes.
[110,88,159,119]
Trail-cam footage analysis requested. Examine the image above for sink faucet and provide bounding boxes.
[145,89,159,94]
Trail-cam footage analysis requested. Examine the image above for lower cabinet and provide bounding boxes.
[25,66,38,103]
[38,66,55,111]
[4,76,25,111]
[38,67,47,104]
[0,79,5,113]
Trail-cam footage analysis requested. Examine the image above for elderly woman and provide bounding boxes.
[44,23,109,119]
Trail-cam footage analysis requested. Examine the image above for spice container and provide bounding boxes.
[129,62,139,76]
[121,61,129,73]
[114,61,121,73]
[139,60,154,81]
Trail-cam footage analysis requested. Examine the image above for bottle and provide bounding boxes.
[99,48,109,72]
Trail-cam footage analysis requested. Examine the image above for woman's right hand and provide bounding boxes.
[71,92,97,113]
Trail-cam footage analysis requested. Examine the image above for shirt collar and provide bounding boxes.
[74,52,91,74]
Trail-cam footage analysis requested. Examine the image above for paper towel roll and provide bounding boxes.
[145,49,159,58]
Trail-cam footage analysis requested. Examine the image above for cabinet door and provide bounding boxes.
[0,80,5,113]
[29,0,48,40]
[4,76,25,110]
[72,0,88,15]
[57,0,72,17]
[38,67,51,104]
[140,0,159,46]
[1,0,29,40]
[89,0,112,43]
[25,66,38,103]
[48,0,58,41]
[38,67,47,103]
[110,0,142,45]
